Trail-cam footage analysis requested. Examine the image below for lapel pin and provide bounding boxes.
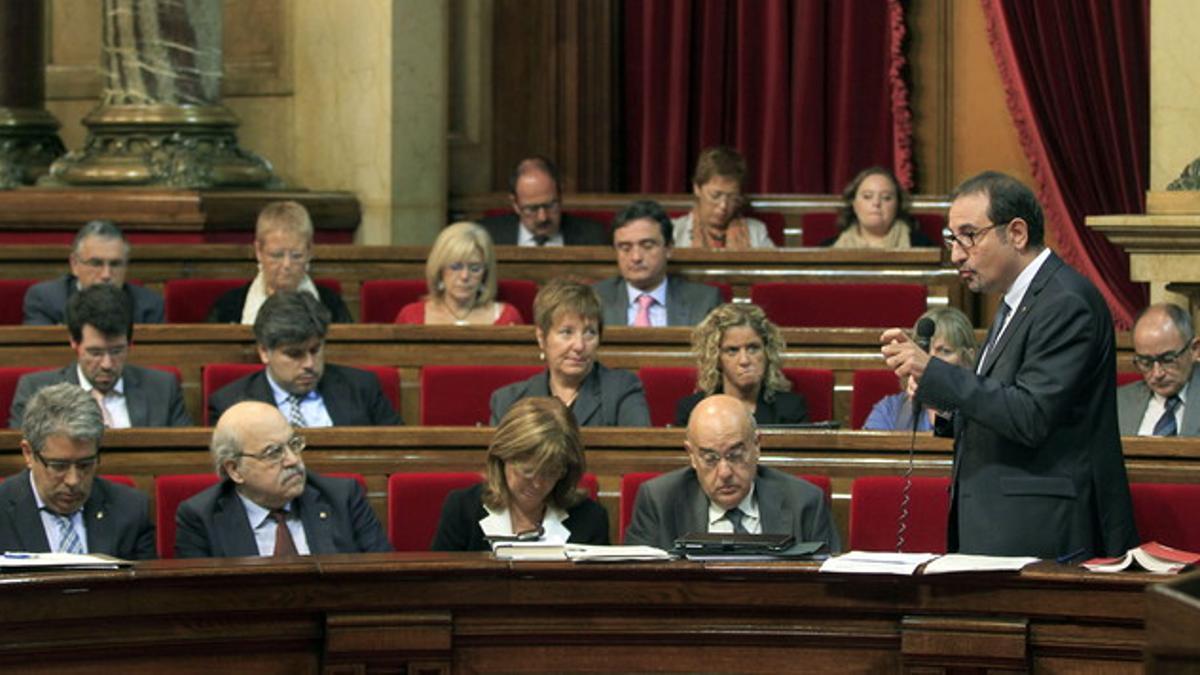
[96,511,104,520]
[319,511,328,520]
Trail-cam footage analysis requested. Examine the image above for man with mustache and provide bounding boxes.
[174,400,391,557]
[10,284,191,428]
[208,291,401,426]
[880,171,1137,559]
[0,382,155,559]
[624,394,839,552]
[593,200,721,327]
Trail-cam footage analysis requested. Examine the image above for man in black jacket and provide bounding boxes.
[479,156,607,246]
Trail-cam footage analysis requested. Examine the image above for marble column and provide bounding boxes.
[46,0,278,187]
[0,0,65,188]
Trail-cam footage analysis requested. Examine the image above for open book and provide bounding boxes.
[819,551,1038,575]
[492,542,671,562]
[1082,541,1200,574]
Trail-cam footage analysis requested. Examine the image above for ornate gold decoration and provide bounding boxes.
[0,108,66,189]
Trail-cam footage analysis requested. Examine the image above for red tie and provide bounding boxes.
[634,293,654,327]
[271,509,298,556]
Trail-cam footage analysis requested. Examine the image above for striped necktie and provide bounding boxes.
[1153,396,1182,437]
[52,512,84,554]
[286,394,305,427]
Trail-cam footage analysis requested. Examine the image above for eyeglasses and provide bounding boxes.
[942,223,1004,251]
[700,190,743,208]
[76,257,126,270]
[238,435,306,465]
[447,261,486,275]
[517,200,561,218]
[1133,344,1192,372]
[83,345,128,360]
[34,451,99,476]
[263,249,309,263]
[696,448,753,468]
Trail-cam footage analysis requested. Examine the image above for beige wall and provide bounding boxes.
[1150,0,1200,190]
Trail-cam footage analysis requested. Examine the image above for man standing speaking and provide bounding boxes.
[880,171,1137,559]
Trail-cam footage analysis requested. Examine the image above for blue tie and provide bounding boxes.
[1153,396,1181,437]
[52,513,84,554]
[725,508,749,534]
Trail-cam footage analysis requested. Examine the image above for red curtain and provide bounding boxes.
[981,0,1149,328]
[624,0,912,194]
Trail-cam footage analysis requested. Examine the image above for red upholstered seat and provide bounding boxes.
[1129,483,1200,552]
[359,278,538,324]
[800,212,945,247]
[751,282,926,328]
[636,367,697,427]
[0,279,38,325]
[706,282,734,304]
[201,363,400,425]
[164,278,344,323]
[851,369,902,429]
[155,473,220,559]
[387,471,599,551]
[781,368,834,422]
[419,365,543,426]
[849,476,950,553]
[0,367,48,425]
[1116,372,1142,387]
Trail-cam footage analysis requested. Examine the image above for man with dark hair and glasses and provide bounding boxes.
[880,170,1137,560]
[0,382,155,559]
[479,156,608,246]
[623,394,839,551]
[10,284,192,429]
[1117,303,1200,436]
[174,401,390,558]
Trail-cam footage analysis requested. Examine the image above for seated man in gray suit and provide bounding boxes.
[593,200,722,327]
[0,382,155,559]
[23,219,164,325]
[624,394,840,551]
[1117,303,1200,436]
[479,156,608,247]
[175,401,391,557]
[10,284,191,428]
[208,290,401,426]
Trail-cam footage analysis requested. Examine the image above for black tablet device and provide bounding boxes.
[673,532,796,553]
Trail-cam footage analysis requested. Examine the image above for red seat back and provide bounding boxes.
[781,368,834,422]
[849,476,950,553]
[0,280,38,325]
[155,473,221,559]
[354,365,402,415]
[851,369,902,429]
[1,367,49,425]
[165,278,344,323]
[706,282,734,304]
[1129,483,1200,552]
[201,363,264,425]
[360,278,538,324]
[636,367,697,427]
[745,210,786,247]
[751,283,926,328]
[801,212,945,247]
[100,475,137,488]
[419,365,543,426]
[1116,371,1142,387]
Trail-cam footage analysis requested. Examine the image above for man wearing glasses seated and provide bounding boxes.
[0,383,155,559]
[1118,303,1200,436]
[479,156,608,247]
[623,394,839,551]
[10,284,191,428]
[174,401,391,558]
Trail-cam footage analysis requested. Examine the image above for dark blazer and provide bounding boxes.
[23,275,164,325]
[430,482,609,551]
[1116,368,1200,436]
[208,363,401,427]
[917,252,1138,558]
[0,469,155,560]
[9,363,192,429]
[174,472,391,558]
[489,363,650,427]
[624,466,840,553]
[674,389,808,428]
[207,282,353,323]
[479,212,609,246]
[593,275,722,328]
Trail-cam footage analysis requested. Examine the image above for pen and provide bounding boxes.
[3,552,34,559]
[1056,548,1086,565]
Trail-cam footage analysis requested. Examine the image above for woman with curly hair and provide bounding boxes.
[673,304,808,426]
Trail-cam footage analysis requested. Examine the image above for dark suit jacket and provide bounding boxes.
[593,275,722,327]
[674,389,808,428]
[623,466,840,553]
[208,363,402,426]
[23,275,164,325]
[917,252,1138,558]
[479,212,609,246]
[9,363,192,429]
[207,282,353,323]
[174,472,391,558]
[0,469,155,560]
[430,482,609,551]
[1116,368,1200,436]
[489,363,650,427]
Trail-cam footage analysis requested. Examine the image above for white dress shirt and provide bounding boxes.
[624,279,668,327]
[1137,383,1188,436]
[76,364,131,428]
[478,503,572,544]
[265,370,333,427]
[705,483,762,534]
[517,224,565,247]
[31,472,88,553]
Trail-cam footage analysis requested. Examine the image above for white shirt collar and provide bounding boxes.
[517,224,564,247]
[1001,247,1053,316]
[705,483,760,527]
[237,490,292,526]
[479,502,572,544]
[265,369,316,407]
[625,278,668,307]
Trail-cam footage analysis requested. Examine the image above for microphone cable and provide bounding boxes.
[897,318,935,553]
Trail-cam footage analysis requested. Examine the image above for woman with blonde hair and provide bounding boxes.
[395,221,523,325]
[674,303,807,426]
[431,396,609,550]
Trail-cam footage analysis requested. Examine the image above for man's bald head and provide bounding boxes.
[685,394,760,510]
[1132,303,1199,399]
[210,401,306,509]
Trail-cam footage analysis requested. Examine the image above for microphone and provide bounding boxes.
[910,317,936,433]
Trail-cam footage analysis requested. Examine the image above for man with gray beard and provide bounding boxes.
[174,401,390,558]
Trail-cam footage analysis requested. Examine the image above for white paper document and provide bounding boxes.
[818,551,938,575]
[921,554,1038,574]
[0,552,129,570]
[564,545,672,562]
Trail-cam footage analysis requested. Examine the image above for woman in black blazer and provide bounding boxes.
[674,303,809,427]
[432,397,609,551]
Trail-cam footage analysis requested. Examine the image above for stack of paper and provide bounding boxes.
[0,552,130,570]
[564,545,672,562]
[819,551,937,575]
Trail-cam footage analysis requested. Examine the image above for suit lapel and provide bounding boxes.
[571,368,602,425]
[212,487,261,557]
[664,277,685,327]
[1120,383,1152,435]
[7,471,51,552]
[123,367,148,426]
[83,480,113,553]
[981,254,1061,376]
[296,482,335,553]
[672,471,709,538]
[753,468,787,533]
[316,369,347,425]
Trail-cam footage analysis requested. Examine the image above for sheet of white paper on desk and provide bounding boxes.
[818,551,938,575]
[0,552,129,570]
[565,545,672,562]
[921,554,1039,574]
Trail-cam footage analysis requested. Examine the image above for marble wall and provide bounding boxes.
[1150,0,1200,191]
